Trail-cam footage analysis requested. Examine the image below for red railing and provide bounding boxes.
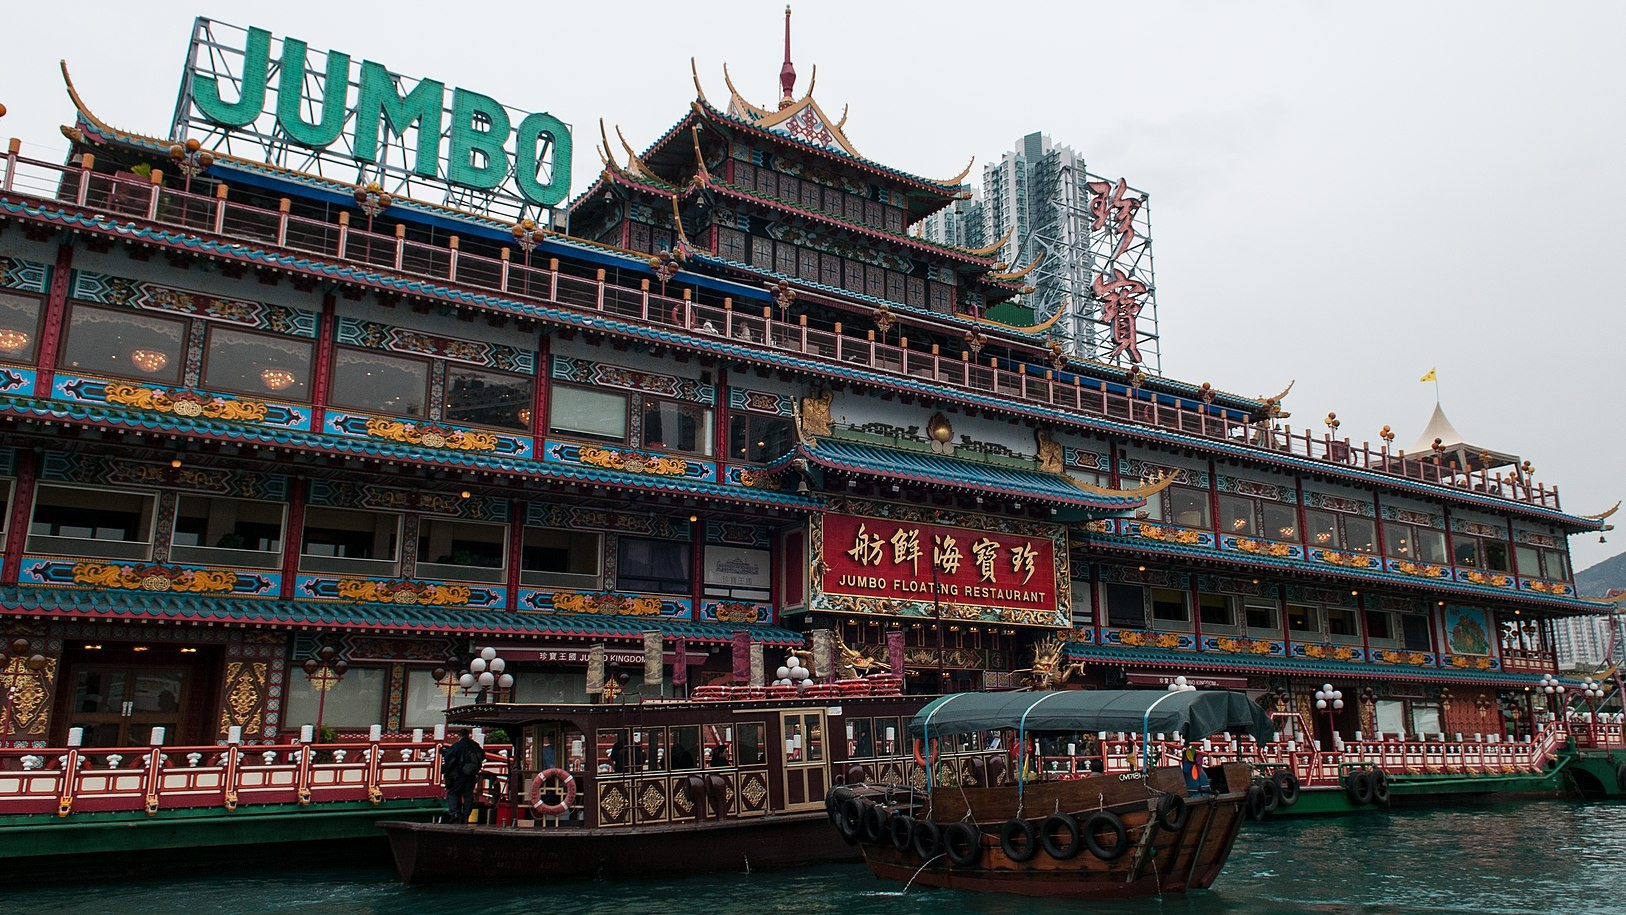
[0,737,510,817]
[0,142,1565,511]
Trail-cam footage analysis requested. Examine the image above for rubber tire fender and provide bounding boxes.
[859,802,890,843]
[1371,768,1391,805]
[998,817,1039,863]
[944,822,982,867]
[1616,762,1626,791]
[912,819,943,860]
[1082,810,1129,861]
[1272,770,1302,807]
[1246,783,1269,821]
[1156,793,1188,831]
[1349,770,1376,806]
[825,785,856,823]
[836,796,866,843]
[888,813,915,853]
[1257,775,1281,813]
[1039,813,1082,860]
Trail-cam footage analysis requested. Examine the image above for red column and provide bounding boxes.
[31,243,74,397]
[308,293,337,431]
[279,478,308,599]
[1,450,38,585]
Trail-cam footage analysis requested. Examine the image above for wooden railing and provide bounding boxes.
[0,737,510,818]
[0,141,1565,511]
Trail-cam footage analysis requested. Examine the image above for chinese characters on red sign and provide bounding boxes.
[1087,176,1143,260]
[821,514,1056,613]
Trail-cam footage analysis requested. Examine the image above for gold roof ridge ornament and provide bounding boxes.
[794,389,834,447]
[690,58,711,107]
[988,250,1044,281]
[926,155,975,188]
[689,127,713,185]
[964,226,1015,258]
[1580,501,1620,521]
[722,63,773,120]
[1067,469,1176,499]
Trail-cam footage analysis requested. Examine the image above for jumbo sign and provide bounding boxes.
[184,22,572,208]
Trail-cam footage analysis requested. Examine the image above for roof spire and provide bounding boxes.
[779,5,796,109]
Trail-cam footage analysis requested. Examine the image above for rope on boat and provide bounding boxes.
[900,853,948,895]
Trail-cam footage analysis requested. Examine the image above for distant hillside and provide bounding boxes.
[1576,550,1626,598]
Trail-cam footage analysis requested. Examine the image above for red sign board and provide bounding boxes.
[820,513,1056,614]
[1126,672,1251,690]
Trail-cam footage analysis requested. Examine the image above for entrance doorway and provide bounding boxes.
[67,666,188,747]
[778,709,828,810]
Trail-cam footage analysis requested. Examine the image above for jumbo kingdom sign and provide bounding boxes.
[170,18,572,220]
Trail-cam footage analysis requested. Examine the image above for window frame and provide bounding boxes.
[520,526,604,589]
[415,516,509,583]
[26,483,158,561]
[298,505,403,577]
[168,493,287,569]
[0,289,45,365]
[58,301,189,385]
[441,363,535,433]
[615,536,693,595]
[328,346,431,418]
[201,323,316,403]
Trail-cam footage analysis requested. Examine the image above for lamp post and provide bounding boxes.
[512,219,548,295]
[458,647,514,704]
[353,180,393,233]
[1538,673,1565,726]
[167,138,214,195]
[432,654,462,714]
[1580,677,1605,745]
[1315,683,1345,748]
[302,645,349,739]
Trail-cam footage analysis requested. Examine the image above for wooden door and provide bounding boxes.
[778,709,828,810]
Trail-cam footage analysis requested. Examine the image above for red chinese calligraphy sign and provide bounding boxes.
[820,513,1057,614]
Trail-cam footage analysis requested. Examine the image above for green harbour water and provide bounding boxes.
[13,800,1625,914]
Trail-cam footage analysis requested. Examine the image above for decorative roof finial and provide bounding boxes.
[779,6,796,109]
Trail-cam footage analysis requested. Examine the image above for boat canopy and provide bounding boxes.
[909,690,1276,743]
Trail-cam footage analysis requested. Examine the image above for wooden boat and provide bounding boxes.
[378,683,925,883]
[829,689,1276,898]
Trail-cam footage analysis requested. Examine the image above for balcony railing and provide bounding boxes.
[0,143,1565,511]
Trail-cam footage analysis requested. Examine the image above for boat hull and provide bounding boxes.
[380,812,857,883]
[846,763,1252,899]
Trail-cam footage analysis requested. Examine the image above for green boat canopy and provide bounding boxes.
[908,689,1276,743]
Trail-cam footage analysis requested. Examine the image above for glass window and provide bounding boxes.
[1287,604,1319,634]
[728,414,795,463]
[1541,549,1570,581]
[1217,495,1255,536]
[0,291,43,363]
[1244,601,1278,631]
[1150,587,1189,623]
[1400,614,1432,651]
[26,484,155,560]
[1375,699,1405,736]
[1104,583,1145,628]
[521,527,602,588]
[642,399,711,455]
[1343,517,1376,553]
[403,668,453,729]
[1415,529,1447,564]
[1364,610,1395,642]
[1166,486,1210,529]
[549,385,627,442]
[284,666,386,731]
[1384,522,1415,560]
[733,721,767,766]
[202,325,314,401]
[0,478,11,544]
[59,303,187,384]
[330,348,428,417]
[1483,540,1510,573]
[668,726,702,770]
[1453,536,1479,567]
[170,495,284,567]
[1326,607,1360,638]
[1261,503,1298,541]
[1409,702,1442,738]
[443,365,533,431]
[617,537,691,594]
[1306,509,1340,548]
[299,506,400,575]
[416,517,506,583]
[1198,593,1235,627]
[1516,545,1541,577]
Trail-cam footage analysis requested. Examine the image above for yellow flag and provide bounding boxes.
[1419,368,1437,383]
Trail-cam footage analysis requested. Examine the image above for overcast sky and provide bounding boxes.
[4,1,1621,570]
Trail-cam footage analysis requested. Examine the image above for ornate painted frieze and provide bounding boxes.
[1515,530,1559,548]
[1308,548,1384,572]
[1381,506,1441,528]
[1215,475,1295,503]
[525,502,688,539]
[1291,642,1366,663]
[517,588,694,619]
[324,411,532,458]
[0,255,49,293]
[38,456,288,500]
[705,519,770,549]
[1065,448,1110,473]
[1518,579,1575,597]
[1194,574,1270,598]
[1283,585,1358,608]
[0,365,35,395]
[550,354,714,405]
[1453,519,1508,538]
[1386,558,1453,581]
[542,440,718,482]
[1455,568,1515,589]
[335,317,533,373]
[53,375,313,430]
[72,272,319,336]
[1369,648,1437,667]
[306,480,507,522]
[295,574,504,608]
[1301,491,1374,516]
[1117,459,1208,488]
[1095,563,1191,589]
[1120,520,1218,549]
[723,464,778,490]
[18,558,280,595]
[1101,627,1196,651]
[1202,635,1285,657]
[699,599,773,624]
[728,387,794,416]
[1222,535,1305,560]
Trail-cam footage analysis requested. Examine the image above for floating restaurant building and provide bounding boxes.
[0,13,1615,754]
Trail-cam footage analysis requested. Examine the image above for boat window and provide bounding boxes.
[284,666,386,729]
[27,484,157,561]
[521,527,603,589]
[1165,485,1210,529]
[1540,548,1570,581]
[1326,606,1360,639]
[59,301,188,384]
[734,722,766,766]
[782,713,824,763]
[1374,699,1406,737]
[330,347,429,417]
[1305,509,1341,548]
[203,324,314,402]
[1343,516,1376,553]
[416,517,507,583]
[617,537,692,594]
[1399,613,1433,651]
[869,717,900,756]
[599,728,648,774]
[668,726,701,770]
[1261,502,1298,541]
[548,384,628,442]
[443,363,533,432]
[846,718,876,758]
[0,290,44,363]
[1244,601,1278,632]
[1364,610,1396,643]
[634,728,665,772]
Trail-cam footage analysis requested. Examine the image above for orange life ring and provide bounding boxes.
[529,768,576,817]
[912,738,940,767]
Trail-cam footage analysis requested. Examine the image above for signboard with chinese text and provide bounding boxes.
[1125,672,1250,690]
[815,510,1066,626]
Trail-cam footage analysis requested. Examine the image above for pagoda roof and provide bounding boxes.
[782,435,1171,513]
[0,586,804,646]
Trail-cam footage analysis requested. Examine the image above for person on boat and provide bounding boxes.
[1181,743,1212,796]
[441,728,486,823]
[610,733,630,773]
[670,736,697,770]
[709,743,731,767]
